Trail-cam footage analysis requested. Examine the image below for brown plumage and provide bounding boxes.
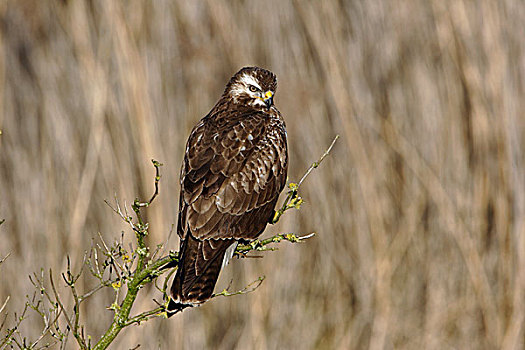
[168,67,288,313]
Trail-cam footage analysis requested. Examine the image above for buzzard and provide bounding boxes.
[168,67,288,313]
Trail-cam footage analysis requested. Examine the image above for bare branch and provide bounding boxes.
[272,135,339,224]
[49,269,88,350]
[123,306,165,326]
[213,276,266,298]
[297,134,339,188]
[0,296,9,317]
[235,232,316,257]
[135,159,163,208]
[0,253,10,266]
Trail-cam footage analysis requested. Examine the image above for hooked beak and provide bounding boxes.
[263,91,274,109]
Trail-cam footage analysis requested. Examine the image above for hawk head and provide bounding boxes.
[225,67,277,110]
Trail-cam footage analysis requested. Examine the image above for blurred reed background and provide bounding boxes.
[1,1,524,349]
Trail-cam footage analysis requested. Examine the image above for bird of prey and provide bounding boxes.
[168,67,288,313]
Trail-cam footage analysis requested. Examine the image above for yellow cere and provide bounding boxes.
[265,91,273,99]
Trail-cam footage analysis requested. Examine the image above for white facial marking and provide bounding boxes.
[239,73,262,91]
[229,72,265,103]
[230,73,261,98]
[228,72,273,109]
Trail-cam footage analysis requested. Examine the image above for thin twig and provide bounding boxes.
[212,276,266,298]
[27,270,68,347]
[123,306,164,326]
[49,269,88,350]
[62,256,85,347]
[160,224,175,258]
[0,301,31,348]
[135,160,163,207]
[235,232,316,256]
[0,312,7,335]
[272,135,339,224]
[0,296,9,315]
[297,134,339,187]
[0,252,10,266]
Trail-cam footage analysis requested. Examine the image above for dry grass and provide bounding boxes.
[1,0,524,349]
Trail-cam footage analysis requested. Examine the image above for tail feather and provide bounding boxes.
[168,234,234,315]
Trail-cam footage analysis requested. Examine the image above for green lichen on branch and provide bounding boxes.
[235,232,316,257]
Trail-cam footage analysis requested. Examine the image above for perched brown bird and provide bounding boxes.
[168,67,288,313]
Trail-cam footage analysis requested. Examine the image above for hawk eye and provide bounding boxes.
[248,85,259,93]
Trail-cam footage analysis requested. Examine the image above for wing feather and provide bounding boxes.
[179,110,287,243]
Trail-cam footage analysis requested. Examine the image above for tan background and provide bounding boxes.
[1,1,524,349]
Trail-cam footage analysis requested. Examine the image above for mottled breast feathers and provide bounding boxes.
[178,108,288,241]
